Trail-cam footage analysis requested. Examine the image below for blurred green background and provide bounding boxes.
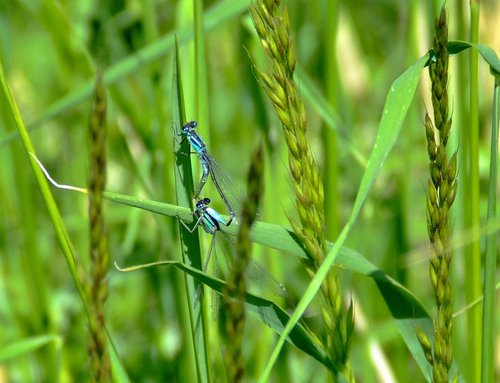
[0,0,498,382]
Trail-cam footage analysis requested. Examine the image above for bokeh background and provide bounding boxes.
[0,0,498,382]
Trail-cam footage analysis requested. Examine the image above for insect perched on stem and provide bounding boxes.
[178,121,239,225]
[181,198,286,318]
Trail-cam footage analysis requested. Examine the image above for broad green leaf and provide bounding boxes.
[472,43,500,76]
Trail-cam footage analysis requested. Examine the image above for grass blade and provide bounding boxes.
[115,259,334,370]
[0,335,61,363]
[481,75,499,383]
[258,54,429,382]
[0,61,133,381]
[0,0,251,148]
[0,62,87,310]
[108,337,131,383]
[171,36,210,383]
[34,161,432,331]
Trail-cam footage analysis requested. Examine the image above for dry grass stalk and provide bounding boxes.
[87,73,111,382]
[222,144,265,382]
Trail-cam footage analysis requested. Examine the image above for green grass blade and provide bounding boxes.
[444,41,500,75]
[193,0,209,128]
[108,337,131,383]
[0,61,132,381]
[34,158,437,376]
[474,44,500,75]
[171,37,210,383]
[116,259,334,371]
[481,76,499,383]
[258,54,429,382]
[32,155,432,322]
[0,335,61,363]
[34,167,433,329]
[0,62,88,312]
[0,0,251,148]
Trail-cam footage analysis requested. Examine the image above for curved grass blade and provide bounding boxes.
[0,335,61,363]
[115,259,334,371]
[35,154,500,326]
[0,61,131,381]
[34,159,431,316]
[34,147,437,378]
[258,54,431,383]
[427,41,500,76]
[34,161,432,327]
[0,63,87,309]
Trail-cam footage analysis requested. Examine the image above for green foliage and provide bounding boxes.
[0,1,498,382]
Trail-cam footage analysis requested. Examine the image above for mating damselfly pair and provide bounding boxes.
[179,120,237,225]
[177,121,286,313]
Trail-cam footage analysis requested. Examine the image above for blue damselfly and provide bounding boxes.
[179,121,238,225]
[181,198,286,317]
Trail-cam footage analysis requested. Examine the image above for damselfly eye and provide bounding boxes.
[182,120,197,132]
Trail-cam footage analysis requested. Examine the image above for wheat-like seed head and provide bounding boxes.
[419,7,458,382]
[251,1,354,378]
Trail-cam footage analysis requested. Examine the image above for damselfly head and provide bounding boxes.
[195,197,211,210]
[182,120,198,133]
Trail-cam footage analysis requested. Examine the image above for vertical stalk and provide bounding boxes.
[87,73,111,383]
[193,0,209,137]
[454,0,471,379]
[465,2,482,382]
[420,6,458,382]
[323,0,340,238]
[172,38,210,383]
[223,144,265,382]
[250,1,354,380]
[481,77,499,383]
